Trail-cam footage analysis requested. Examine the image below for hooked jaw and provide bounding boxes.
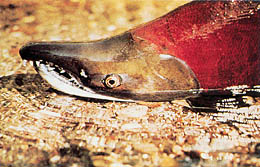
[19,32,200,102]
[34,60,134,101]
[19,38,136,102]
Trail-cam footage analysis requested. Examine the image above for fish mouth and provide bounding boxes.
[28,59,134,102]
[19,36,136,102]
[19,32,202,102]
[28,59,200,102]
[19,40,202,102]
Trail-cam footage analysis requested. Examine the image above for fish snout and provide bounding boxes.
[19,31,201,101]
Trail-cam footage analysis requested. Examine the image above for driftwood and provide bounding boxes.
[0,0,260,166]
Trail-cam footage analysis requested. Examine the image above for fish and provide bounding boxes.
[19,1,260,110]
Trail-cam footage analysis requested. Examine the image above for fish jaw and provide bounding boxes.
[19,32,200,101]
[19,35,136,101]
[32,60,134,102]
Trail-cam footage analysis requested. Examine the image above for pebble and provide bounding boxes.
[71,164,80,167]
[160,155,179,167]
[12,25,19,31]
[11,32,23,38]
[49,36,62,41]
[107,25,116,31]
[121,123,142,131]
[93,159,108,167]
[134,143,159,153]
[116,105,148,118]
[172,145,183,155]
[110,162,131,167]
[142,154,149,159]
[22,16,36,23]
[50,155,61,163]
[38,110,61,117]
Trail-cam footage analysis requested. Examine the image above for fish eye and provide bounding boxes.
[103,74,122,88]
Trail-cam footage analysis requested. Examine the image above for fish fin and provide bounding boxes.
[186,95,255,112]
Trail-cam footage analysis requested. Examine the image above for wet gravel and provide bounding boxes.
[0,0,260,166]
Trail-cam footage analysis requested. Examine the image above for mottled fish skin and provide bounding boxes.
[19,1,260,103]
[132,1,260,89]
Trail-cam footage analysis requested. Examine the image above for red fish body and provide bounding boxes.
[19,1,260,110]
[132,1,260,89]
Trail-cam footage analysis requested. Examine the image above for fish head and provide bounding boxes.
[19,32,199,101]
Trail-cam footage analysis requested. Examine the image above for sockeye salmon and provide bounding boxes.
[19,1,260,110]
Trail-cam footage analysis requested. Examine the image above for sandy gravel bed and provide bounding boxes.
[0,0,260,166]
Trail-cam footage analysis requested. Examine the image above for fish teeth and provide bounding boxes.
[47,66,55,72]
[60,69,66,73]
[29,61,34,66]
[45,62,53,66]
[80,69,88,78]
[68,77,77,83]
[22,60,28,66]
[32,60,85,91]
[35,61,40,66]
